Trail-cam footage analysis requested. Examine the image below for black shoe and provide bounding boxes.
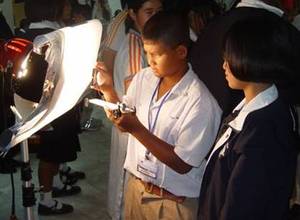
[59,170,78,185]
[59,167,86,185]
[52,184,81,198]
[67,170,86,179]
[38,200,73,215]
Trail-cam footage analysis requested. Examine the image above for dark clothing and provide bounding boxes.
[16,28,54,42]
[198,98,298,220]
[37,106,81,163]
[0,61,15,133]
[120,0,127,9]
[0,12,14,133]
[190,7,300,118]
[0,12,13,40]
[15,26,81,163]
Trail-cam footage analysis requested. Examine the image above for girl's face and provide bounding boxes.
[223,60,247,90]
[130,0,163,33]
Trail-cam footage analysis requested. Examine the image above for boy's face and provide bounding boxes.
[143,39,187,78]
[130,0,163,33]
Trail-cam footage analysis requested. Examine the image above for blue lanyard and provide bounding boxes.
[145,79,172,159]
[148,79,172,134]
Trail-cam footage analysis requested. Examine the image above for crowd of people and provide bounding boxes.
[1,0,300,219]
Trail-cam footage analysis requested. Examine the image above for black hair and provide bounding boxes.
[120,0,128,9]
[190,0,223,23]
[163,0,190,15]
[72,4,93,20]
[125,0,150,33]
[24,0,58,22]
[142,11,190,49]
[223,14,300,84]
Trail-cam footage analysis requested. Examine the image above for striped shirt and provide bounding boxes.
[103,10,127,51]
[113,29,148,99]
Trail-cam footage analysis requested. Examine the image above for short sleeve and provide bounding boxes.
[174,93,221,167]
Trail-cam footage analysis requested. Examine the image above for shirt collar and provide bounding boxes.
[228,84,278,131]
[29,20,61,30]
[237,0,284,16]
[129,28,141,37]
[169,63,194,97]
[148,63,194,101]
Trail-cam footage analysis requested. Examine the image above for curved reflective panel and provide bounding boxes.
[0,19,102,152]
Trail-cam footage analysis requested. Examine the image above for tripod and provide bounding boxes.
[10,106,37,220]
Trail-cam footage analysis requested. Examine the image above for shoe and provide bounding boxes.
[59,170,78,185]
[81,118,103,131]
[52,184,81,198]
[67,170,86,180]
[59,166,86,185]
[38,200,73,215]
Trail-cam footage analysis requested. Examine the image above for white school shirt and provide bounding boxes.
[123,65,222,197]
[236,0,284,16]
[293,14,300,31]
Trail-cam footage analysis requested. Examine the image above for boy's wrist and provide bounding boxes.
[102,86,119,103]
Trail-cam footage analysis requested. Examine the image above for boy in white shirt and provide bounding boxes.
[94,11,221,219]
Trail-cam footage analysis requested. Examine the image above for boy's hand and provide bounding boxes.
[91,61,114,93]
[110,112,141,133]
[92,61,119,103]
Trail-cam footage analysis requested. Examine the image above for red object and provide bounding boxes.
[281,0,294,11]
[0,38,32,77]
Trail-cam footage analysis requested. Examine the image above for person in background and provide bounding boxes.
[94,11,221,220]
[189,0,295,119]
[163,0,223,42]
[0,10,14,133]
[288,4,300,219]
[198,15,300,220]
[16,0,82,215]
[0,9,16,174]
[0,10,13,40]
[81,2,125,132]
[57,0,73,26]
[293,12,300,29]
[187,0,223,40]
[51,0,87,194]
[121,0,127,9]
[104,1,162,219]
[92,0,111,31]
[99,8,127,75]
[71,1,93,24]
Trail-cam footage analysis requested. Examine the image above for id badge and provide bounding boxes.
[137,157,158,179]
